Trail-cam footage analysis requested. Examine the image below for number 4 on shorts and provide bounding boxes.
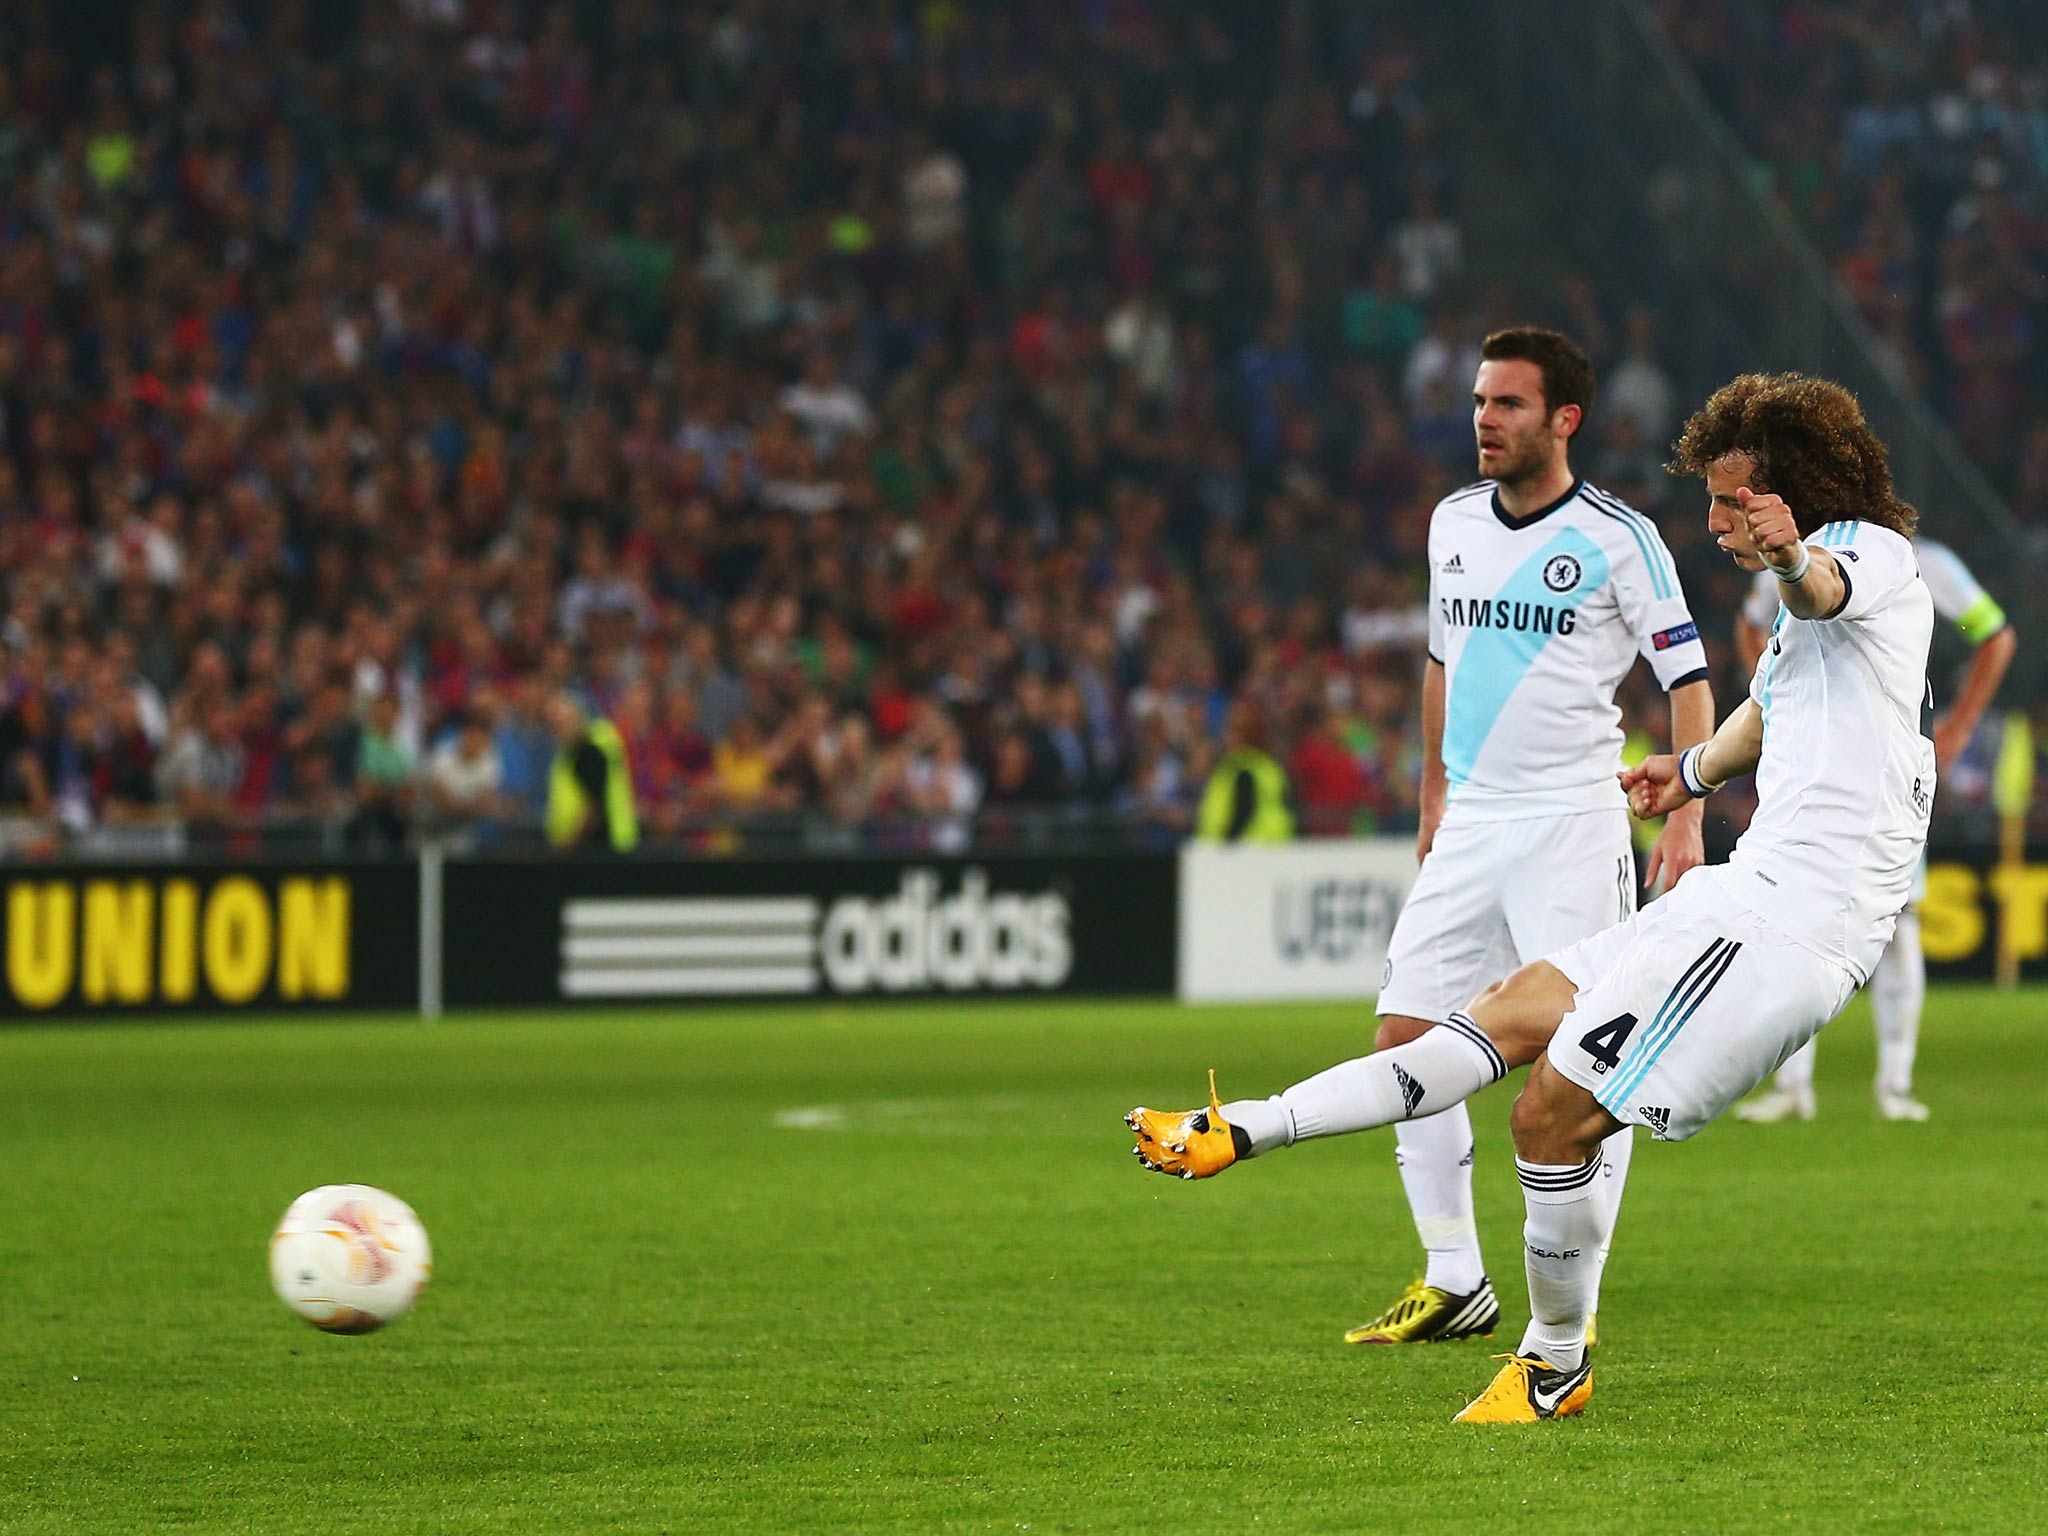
[1578,1011,1638,1075]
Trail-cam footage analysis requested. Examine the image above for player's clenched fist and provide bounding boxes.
[1618,754,1692,819]
[1736,486,1804,573]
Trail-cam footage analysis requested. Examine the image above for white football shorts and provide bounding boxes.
[1379,807,1637,1024]
[1545,866,1861,1141]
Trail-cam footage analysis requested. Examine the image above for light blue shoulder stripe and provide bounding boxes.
[1583,485,1680,599]
[1585,499,1674,600]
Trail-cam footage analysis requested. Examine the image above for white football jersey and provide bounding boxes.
[1428,478,1708,822]
[1742,536,2006,644]
[1730,520,1936,981]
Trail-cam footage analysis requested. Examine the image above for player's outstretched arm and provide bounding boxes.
[1620,699,1763,818]
[1934,623,2016,767]
[1740,487,1846,620]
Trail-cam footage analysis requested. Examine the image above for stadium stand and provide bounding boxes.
[1667,0,2048,506]
[0,1,2035,853]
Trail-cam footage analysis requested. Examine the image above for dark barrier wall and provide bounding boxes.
[441,853,1178,1006]
[1921,842,2048,980]
[1,843,2027,1017]
[0,862,418,1017]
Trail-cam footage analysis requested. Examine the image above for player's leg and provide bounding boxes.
[1127,958,1582,1176]
[1439,1052,1617,1425]
[1126,868,1642,1176]
[1357,827,1519,1338]
[1384,1017,1489,1302]
[1459,884,1857,1422]
[1744,888,1927,1128]
[1510,1057,1621,1368]
[1738,1034,1819,1122]
[1451,1058,1621,1425]
[1500,810,1639,1329]
[1347,1009,1501,1342]
[1873,907,1928,1120]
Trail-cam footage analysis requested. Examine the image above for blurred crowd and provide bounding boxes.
[0,1,2032,852]
[1669,0,2048,511]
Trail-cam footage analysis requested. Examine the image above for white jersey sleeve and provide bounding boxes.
[1812,519,1919,625]
[1608,512,1709,689]
[1915,538,2008,643]
[1427,527,1446,662]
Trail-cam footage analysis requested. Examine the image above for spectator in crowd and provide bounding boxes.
[156,701,244,839]
[355,694,417,849]
[1290,703,1370,836]
[1196,702,1295,843]
[544,693,639,854]
[427,710,506,828]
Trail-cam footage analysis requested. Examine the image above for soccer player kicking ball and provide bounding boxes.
[1130,374,1935,1423]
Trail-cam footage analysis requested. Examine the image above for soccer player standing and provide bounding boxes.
[1348,328,1714,1346]
[1129,373,1935,1422]
[1732,539,2014,1122]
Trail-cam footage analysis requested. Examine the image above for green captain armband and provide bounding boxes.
[1957,593,2007,645]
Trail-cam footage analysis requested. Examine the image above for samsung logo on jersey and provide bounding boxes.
[1440,597,1578,635]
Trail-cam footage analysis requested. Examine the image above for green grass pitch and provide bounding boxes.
[4,988,2047,1534]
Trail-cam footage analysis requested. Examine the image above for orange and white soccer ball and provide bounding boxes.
[269,1185,432,1334]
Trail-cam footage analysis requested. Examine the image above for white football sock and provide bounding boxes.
[1223,1013,1508,1155]
[1516,1151,1612,1373]
[1872,909,1924,1098]
[1394,1105,1484,1295]
[1586,1123,1633,1314]
[1775,1036,1817,1097]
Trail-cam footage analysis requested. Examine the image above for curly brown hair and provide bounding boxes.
[1667,372,1918,538]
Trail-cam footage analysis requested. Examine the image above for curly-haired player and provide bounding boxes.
[1126,373,1936,1423]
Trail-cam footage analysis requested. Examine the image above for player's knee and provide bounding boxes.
[1511,1061,1612,1164]
[1507,1081,1564,1155]
[1374,1013,1433,1052]
[1467,961,1577,1069]
[1509,1078,1549,1144]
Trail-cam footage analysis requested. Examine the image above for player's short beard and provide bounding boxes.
[1480,435,1553,490]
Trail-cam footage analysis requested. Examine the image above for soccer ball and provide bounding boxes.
[269,1184,432,1334]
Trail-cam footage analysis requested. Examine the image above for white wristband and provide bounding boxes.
[1677,744,1723,799]
[1773,543,1813,583]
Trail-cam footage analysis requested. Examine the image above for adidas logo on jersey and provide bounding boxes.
[1392,1062,1426,1115]
[1638,1106,1671,1136]
[1441,553,1463,573]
